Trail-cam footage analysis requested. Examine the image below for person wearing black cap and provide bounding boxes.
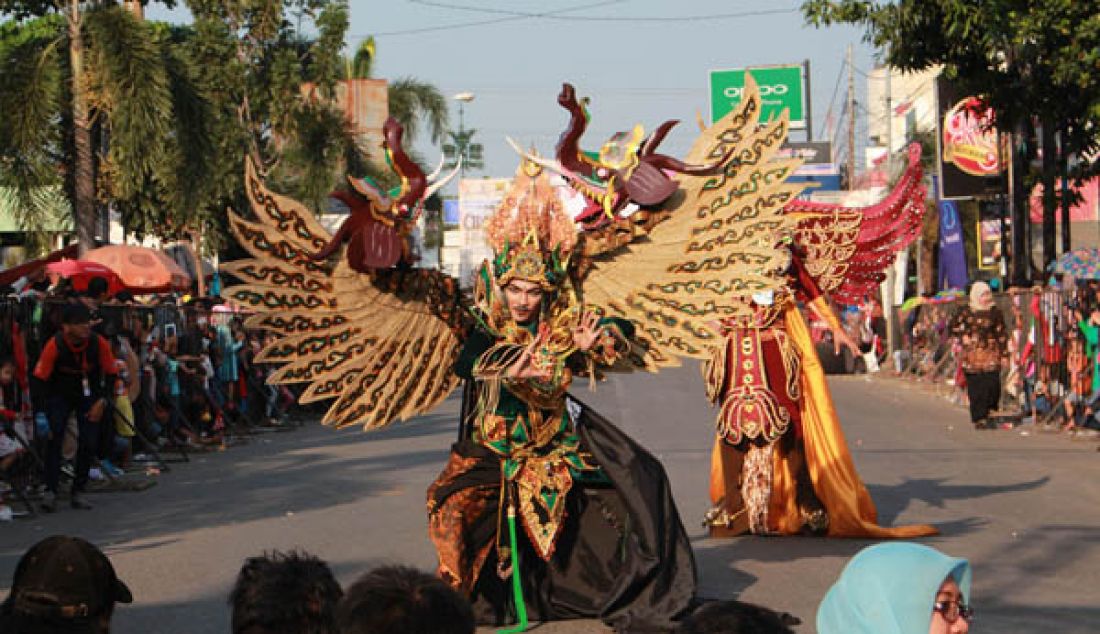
[0,535,133,633]
[31,303,117,512]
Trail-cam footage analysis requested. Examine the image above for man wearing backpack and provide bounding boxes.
[31,303,117,512]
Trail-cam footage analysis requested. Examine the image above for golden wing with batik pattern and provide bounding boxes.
[787,143,927,304]
[580,77,806,369]
[221,160,467,430]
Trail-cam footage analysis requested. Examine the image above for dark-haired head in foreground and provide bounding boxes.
[677,599,800,634]
[229,550,342,634]
[336,565,474,634]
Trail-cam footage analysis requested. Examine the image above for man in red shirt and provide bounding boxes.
[32,303,117,512]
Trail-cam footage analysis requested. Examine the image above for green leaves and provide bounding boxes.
[388,77,450,146]
[0,15,65,252]
[85,7,173,201]
[186,0,356,223]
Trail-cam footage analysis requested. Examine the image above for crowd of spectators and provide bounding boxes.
[891,277,1100,438]
[1,534,972,633]
[0,274,296,520]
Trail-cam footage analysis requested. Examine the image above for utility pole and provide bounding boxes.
[881,64,900,355]
[884,65,892,158]
[846,44,856,190]
[803,58,813,141]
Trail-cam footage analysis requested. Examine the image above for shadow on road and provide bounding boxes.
[868,475,1050,526]
[0,412,459,571]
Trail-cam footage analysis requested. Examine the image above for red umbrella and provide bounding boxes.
[84,245,192,293]
[46,259,125,295]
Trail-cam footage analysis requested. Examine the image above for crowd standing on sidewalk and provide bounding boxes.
[880,277,1100,444]
[0,275,297,521]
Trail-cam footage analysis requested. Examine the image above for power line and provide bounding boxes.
[410,1,799,22]
[407,0,627,18]
[368,0,619,36]
[370,2,799,36]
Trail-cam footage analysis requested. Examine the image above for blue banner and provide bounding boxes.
[937,197,969,290]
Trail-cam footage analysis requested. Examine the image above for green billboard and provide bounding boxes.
[709,65,805,128]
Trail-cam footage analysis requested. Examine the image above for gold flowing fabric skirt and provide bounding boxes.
[709,304,937,538]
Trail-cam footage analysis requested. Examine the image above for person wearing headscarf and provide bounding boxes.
[817,542,972,634]
[948,281,1008,428]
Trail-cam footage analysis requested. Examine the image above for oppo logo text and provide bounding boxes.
[724,84,790,99]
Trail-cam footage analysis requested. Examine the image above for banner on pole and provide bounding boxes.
[937,197,969,290]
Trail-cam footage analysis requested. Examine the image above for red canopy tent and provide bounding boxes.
[45,259,126,295]
[0,243,79,288]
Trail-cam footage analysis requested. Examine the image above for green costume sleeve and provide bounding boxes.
[601,316,635,340]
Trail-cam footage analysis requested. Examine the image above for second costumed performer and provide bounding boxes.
[427,165,696,631]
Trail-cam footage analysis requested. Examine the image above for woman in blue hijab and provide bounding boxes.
[817,542,972,634]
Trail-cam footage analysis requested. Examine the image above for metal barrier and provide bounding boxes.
[0,294,286,516]
[891,286,1094,423]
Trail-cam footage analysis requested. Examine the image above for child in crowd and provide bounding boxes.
[107,337,135,472]
[155,345,199,447]
[0,358,28,520]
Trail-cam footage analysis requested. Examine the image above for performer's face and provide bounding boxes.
[929,577,970,634]
[503,280,544,324]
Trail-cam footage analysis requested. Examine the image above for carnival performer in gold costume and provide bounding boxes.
[221,132,702,631]
[701,240,936,538]
[699,166,939,539]
[509,79,938,540]
[425,164,697,630]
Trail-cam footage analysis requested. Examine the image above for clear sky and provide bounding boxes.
[147,1,879,179]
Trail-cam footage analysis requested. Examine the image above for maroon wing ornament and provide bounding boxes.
[787,143,927,304]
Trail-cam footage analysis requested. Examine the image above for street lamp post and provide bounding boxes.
[444,92,483,180]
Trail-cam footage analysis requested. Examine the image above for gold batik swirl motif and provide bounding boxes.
[244,159,331,253]
[221,159,467,431]
[581,76,804,370]
[221,261,332,293]
[246,313,349,336]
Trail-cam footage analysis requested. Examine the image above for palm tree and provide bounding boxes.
[0,5,213,252]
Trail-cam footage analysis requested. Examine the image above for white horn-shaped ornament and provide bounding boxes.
[426,154,446,182]
[424,157,461,200]
[505,137,565,175]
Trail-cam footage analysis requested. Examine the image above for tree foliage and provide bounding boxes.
[803,1,1099,148]
[1,1,355,254]
[803,0,1100,274]
[0,15,65,252]
[0,2,215,251]
[344,37,449,147]
[185,0,352,221]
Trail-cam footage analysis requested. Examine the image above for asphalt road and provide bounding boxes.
[2,366,1098,633]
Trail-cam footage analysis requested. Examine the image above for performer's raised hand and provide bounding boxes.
[572,311,603,351]
[508,325,554,380]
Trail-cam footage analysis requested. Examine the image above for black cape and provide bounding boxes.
[434,386,697,632]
